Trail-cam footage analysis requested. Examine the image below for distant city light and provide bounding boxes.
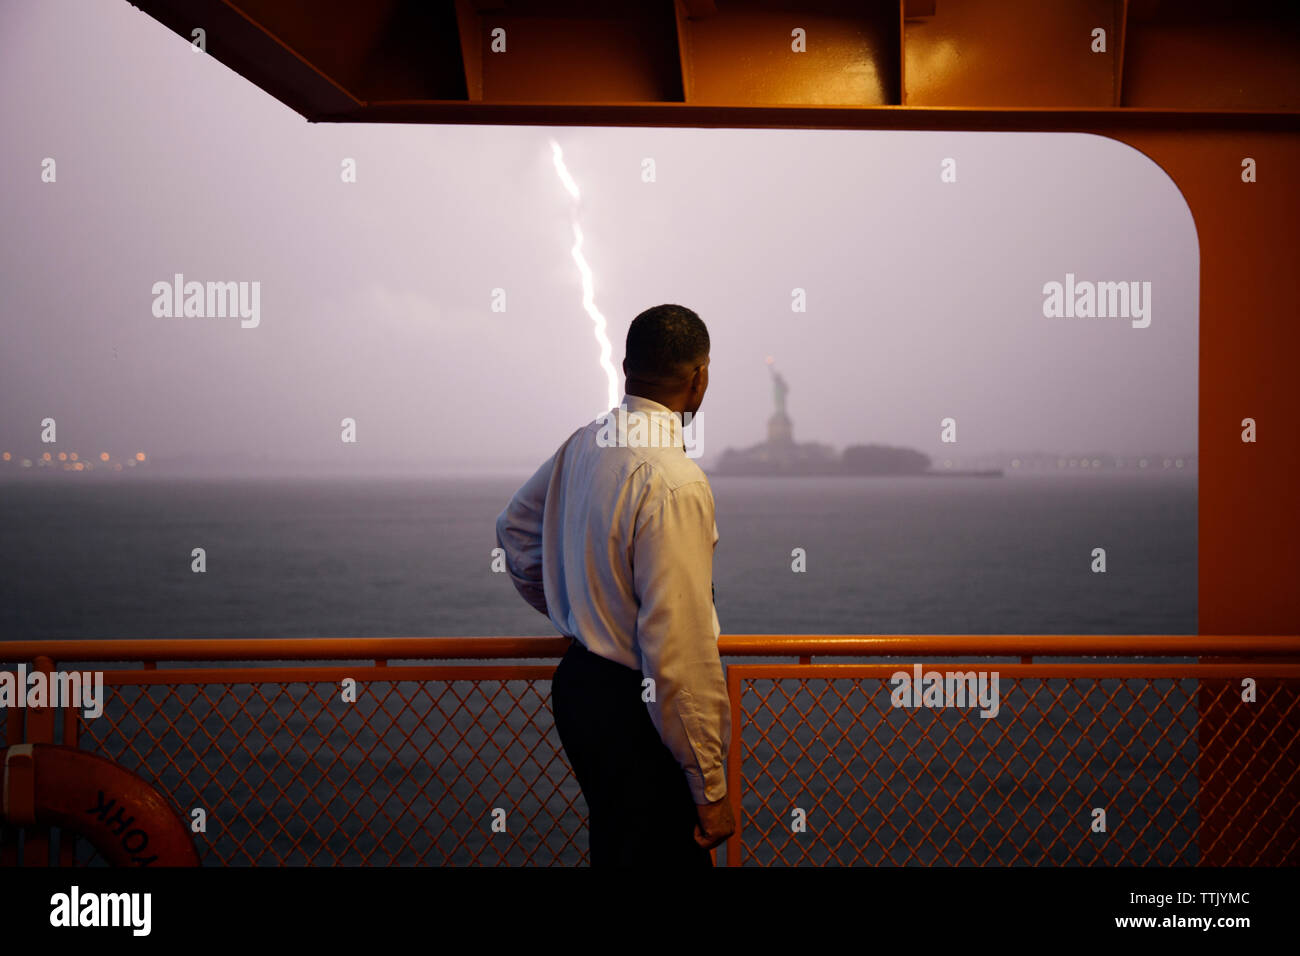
[100,452,110,461]
[135,452,146,461]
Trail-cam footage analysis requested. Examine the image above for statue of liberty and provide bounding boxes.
[764,356,793,445]
[766,356,788,416]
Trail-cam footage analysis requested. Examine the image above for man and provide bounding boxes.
[495,303,734,866]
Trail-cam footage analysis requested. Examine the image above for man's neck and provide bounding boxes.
[625,384,687,415]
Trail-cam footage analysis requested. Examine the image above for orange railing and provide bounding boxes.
[2,636,1297,866]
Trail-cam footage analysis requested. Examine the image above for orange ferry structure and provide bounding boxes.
[3,0,1299,865]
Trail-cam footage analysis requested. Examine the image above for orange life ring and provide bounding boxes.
[2,744,200,866]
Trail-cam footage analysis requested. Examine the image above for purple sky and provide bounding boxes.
[0,0,1198,475]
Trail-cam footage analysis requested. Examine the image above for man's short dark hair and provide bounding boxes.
[624,304,710,383]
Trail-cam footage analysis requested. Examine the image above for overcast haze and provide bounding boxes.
[0,0,1198,475]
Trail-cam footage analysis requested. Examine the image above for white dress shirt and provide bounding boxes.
[495,393,730,803]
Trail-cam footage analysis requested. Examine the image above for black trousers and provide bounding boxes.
[551,638,713,867]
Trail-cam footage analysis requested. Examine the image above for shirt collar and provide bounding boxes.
[616,393,685,450]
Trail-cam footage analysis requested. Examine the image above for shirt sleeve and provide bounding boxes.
[633,480,730,804]
[495,452,555,618]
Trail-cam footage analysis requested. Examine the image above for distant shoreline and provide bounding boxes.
[705,471,1006,478]
[0,467,1207,484]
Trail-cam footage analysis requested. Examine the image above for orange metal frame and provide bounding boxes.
[2,635,1297,866]
[727,658,1299,865]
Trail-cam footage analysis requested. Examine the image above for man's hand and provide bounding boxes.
[693,793,736,850]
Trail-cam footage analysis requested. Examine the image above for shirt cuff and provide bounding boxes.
[684,765,728,805]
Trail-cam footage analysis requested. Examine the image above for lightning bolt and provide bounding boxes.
[550,138,619,416]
